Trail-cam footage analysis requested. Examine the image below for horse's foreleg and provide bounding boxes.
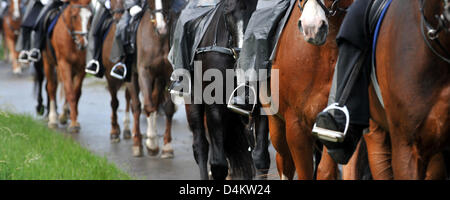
[122,87,132,139]
[364,120,393,180]
[43,55,58,128]
[252,115,271,180]
[161,97,175,159]
[107,79,121,143]
[186,104,209,180]
[59,61,80,133]
[4,35,20,74]
[317,147,339,180]
[127,73,143,157]
[205,105,228,180]
[268,115,295,180]
[138,67,160,156]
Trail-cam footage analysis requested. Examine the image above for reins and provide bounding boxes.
[419,0,450,64]
[298,0,347,17]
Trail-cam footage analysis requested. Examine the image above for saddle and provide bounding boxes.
[366,0,393,108]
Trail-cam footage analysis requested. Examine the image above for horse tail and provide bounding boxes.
[225,114,256,180]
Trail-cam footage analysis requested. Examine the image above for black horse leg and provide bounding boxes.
[252,114,270,180]
[187,104,209,180]
[205,104,228,180]
[34,61,45,116]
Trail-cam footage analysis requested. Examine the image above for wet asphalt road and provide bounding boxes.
[0,62,278,180]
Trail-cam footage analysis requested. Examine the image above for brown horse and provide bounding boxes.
[101,0,132,143]
[368,0,449,179]
[42,0,92,133]
[128,0,176,158]
[2,0,23,74]
[264,0,356,179]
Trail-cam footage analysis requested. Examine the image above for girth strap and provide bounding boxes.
[196,46,241,59]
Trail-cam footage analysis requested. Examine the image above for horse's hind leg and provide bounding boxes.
[252,115,270,180]
[186,104,209,180]
[107,79,121,143]
[122,87,132,140]
[161,95,175,159]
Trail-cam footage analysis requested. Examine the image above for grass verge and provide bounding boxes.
[0,111,131,180]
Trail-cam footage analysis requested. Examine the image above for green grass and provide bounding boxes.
[0,111,132,180]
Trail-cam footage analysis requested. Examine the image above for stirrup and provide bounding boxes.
[168,75,191,98]
[312,103,350,143]
[111,62,127,80]
[28,48,41,63]
[18,51,29,64]
[85,60,100,75]
[227,83,257,116]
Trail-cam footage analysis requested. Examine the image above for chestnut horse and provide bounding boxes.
[2,0,23,74]
[128,0,176,158]
[101,0,132,142]
[265,0,357,180]
[368,0,449,179]
[42,0,92,133]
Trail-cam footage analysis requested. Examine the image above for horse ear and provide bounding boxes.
[223,0,238,14]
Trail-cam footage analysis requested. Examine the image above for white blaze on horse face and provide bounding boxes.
[154,0,167,34]
[79,7,92,45]
[298,0,329,45]
[13,0,20,19]
[236,19,244,48]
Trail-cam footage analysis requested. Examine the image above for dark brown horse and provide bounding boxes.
[186,0,259,180]
[127,0,176,158]
[265,0,356,179]
[101,0,132,142]
[2,0,23,74]
[368,0,449,179]
[42,0,92,133]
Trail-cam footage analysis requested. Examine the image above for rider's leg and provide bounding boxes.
[312,0,372,165]
[28,0,64,62]
[110,10,131,80]
[17,0,44,63]
[86,4,110,77]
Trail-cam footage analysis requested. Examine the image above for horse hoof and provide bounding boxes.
[36,106,45,116]
[146,146,159,156]
[160,144,174,159]
[123,129,131,140]
[48,122,58,129]
[68,125,81,134]
[110,134,120,143]
[132,146,143,157]
[59,115,68,125]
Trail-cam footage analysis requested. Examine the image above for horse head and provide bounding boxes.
[64,0,93,50]
[9,0,21,21]
[297,0,353,45]
[223,0,258,48]
[148,0,173,35]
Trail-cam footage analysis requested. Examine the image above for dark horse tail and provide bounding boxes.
[225,113,256,179]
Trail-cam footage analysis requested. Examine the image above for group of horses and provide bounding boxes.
[1,0,449,180]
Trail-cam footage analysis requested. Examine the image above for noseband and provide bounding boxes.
[298,0,347,17]
[420,0,450,64]
[62,4,92,50]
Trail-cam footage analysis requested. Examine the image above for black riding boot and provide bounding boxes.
[86,3,110,77]
[313,41,371,164]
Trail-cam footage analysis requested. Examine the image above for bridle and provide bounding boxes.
[298,0,347,17]
[61,4,92,50]
[420,0,450,64]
